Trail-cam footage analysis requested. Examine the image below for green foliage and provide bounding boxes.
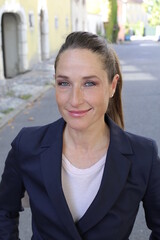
[105,0,118,43]
[1,108,14,114]
[129,22,144,36]
[20,94,32,100]
[143,0,160,26]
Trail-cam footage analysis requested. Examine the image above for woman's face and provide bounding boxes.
[55,49,117,131]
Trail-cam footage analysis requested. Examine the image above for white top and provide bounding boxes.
[62,153,106,222]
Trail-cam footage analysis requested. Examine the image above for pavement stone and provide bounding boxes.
[0,112,5,119]
[0,55,56,129]
[0,97,24,111]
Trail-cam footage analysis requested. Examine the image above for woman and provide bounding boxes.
[0,31,160,240]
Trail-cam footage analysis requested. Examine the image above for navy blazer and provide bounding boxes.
[0,116,160,240]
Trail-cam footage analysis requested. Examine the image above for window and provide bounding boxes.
[29,12,34,28]
[55,16,58,29]
[75,18,78,31]
[65,17,69,29]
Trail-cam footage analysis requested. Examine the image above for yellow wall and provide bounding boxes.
[47,0,72,54]
[0,0,72,71]
[20,0,39,65]
[86,0,101,14]
[0,0,39,66]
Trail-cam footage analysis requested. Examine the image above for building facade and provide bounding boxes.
[0,0,73,81]
[86,0,109,36]
[71,0,87,32]
[126,0,147,26]
[117,0,127,41]
[117,0,148,41]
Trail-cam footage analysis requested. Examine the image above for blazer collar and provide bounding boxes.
[40,115,133,237]
[105,114,133,155]
[40,115,133,154]
[77,115,133,234]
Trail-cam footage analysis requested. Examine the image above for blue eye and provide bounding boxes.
[85,81,96,87]
[57,81,70,87]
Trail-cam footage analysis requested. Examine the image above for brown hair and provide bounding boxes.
[54,31,124,129]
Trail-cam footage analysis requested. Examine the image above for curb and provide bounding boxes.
[0,85,52,130]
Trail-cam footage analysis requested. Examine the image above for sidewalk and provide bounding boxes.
[0,55,56,129]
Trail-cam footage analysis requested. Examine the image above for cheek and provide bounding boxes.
[84,89,109,108]
[55,90,68,105]
[55,91,60,104]
[99,89,111,109]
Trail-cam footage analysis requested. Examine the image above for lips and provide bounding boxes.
[68,108,92,117]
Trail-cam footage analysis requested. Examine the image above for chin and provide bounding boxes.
[65,118,90,131]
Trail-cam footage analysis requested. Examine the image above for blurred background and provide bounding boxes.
[0,1,160,239]
[0,0,160,81]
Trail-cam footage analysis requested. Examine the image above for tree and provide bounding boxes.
[105,0,119,43]
[143,0,160,26]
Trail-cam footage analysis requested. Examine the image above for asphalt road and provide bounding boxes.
[114,40,160,149]
[0,39,160,239]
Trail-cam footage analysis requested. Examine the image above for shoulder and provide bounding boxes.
[107,115,158,158]
[13,117,64,142]
[124,131,159,175]
[121,131,160,191]
[11,118,65,154]
[125,130,158,155]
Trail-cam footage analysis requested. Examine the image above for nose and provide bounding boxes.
[70,86,84,107]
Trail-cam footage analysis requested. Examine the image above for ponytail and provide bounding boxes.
[107,72,124,129]
[106,49,124,129]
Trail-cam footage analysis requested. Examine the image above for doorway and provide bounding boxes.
[2,13,19,78]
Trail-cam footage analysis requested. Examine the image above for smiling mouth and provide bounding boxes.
[68,108,92,117]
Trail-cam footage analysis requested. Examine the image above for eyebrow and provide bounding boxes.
[56,75,98,79]
[82,75,100,80]
[55,75,69,79]
[56,75,100,80]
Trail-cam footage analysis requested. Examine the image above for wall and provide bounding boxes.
[0,0,73,80]
[72,0,87,32]
[87,13,104,35]
[86,0,105,36]
[0,0,89,80]
[126,2,148,26]
[47,0,72,55]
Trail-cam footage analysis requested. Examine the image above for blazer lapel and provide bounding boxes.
[76,117,133,234]
[40,119,82,240]
[39,116,133,237]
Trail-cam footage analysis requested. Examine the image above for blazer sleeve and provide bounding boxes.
[0,130,25,240]
[143,141,160,240]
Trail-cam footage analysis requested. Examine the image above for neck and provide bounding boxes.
[63,121,110,152]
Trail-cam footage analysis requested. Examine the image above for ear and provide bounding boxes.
[110,74,119,98]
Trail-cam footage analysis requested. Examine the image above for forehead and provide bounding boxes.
[55,49,109,82]
[56,49,103,70]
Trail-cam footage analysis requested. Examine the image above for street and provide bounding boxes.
[114,40,160,149]
[0,40,160,239]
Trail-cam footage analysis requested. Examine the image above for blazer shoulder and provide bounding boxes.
[124,130,158,158]
[106,115,158,156]
[125,130,156,147]
[11,118,65,154]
